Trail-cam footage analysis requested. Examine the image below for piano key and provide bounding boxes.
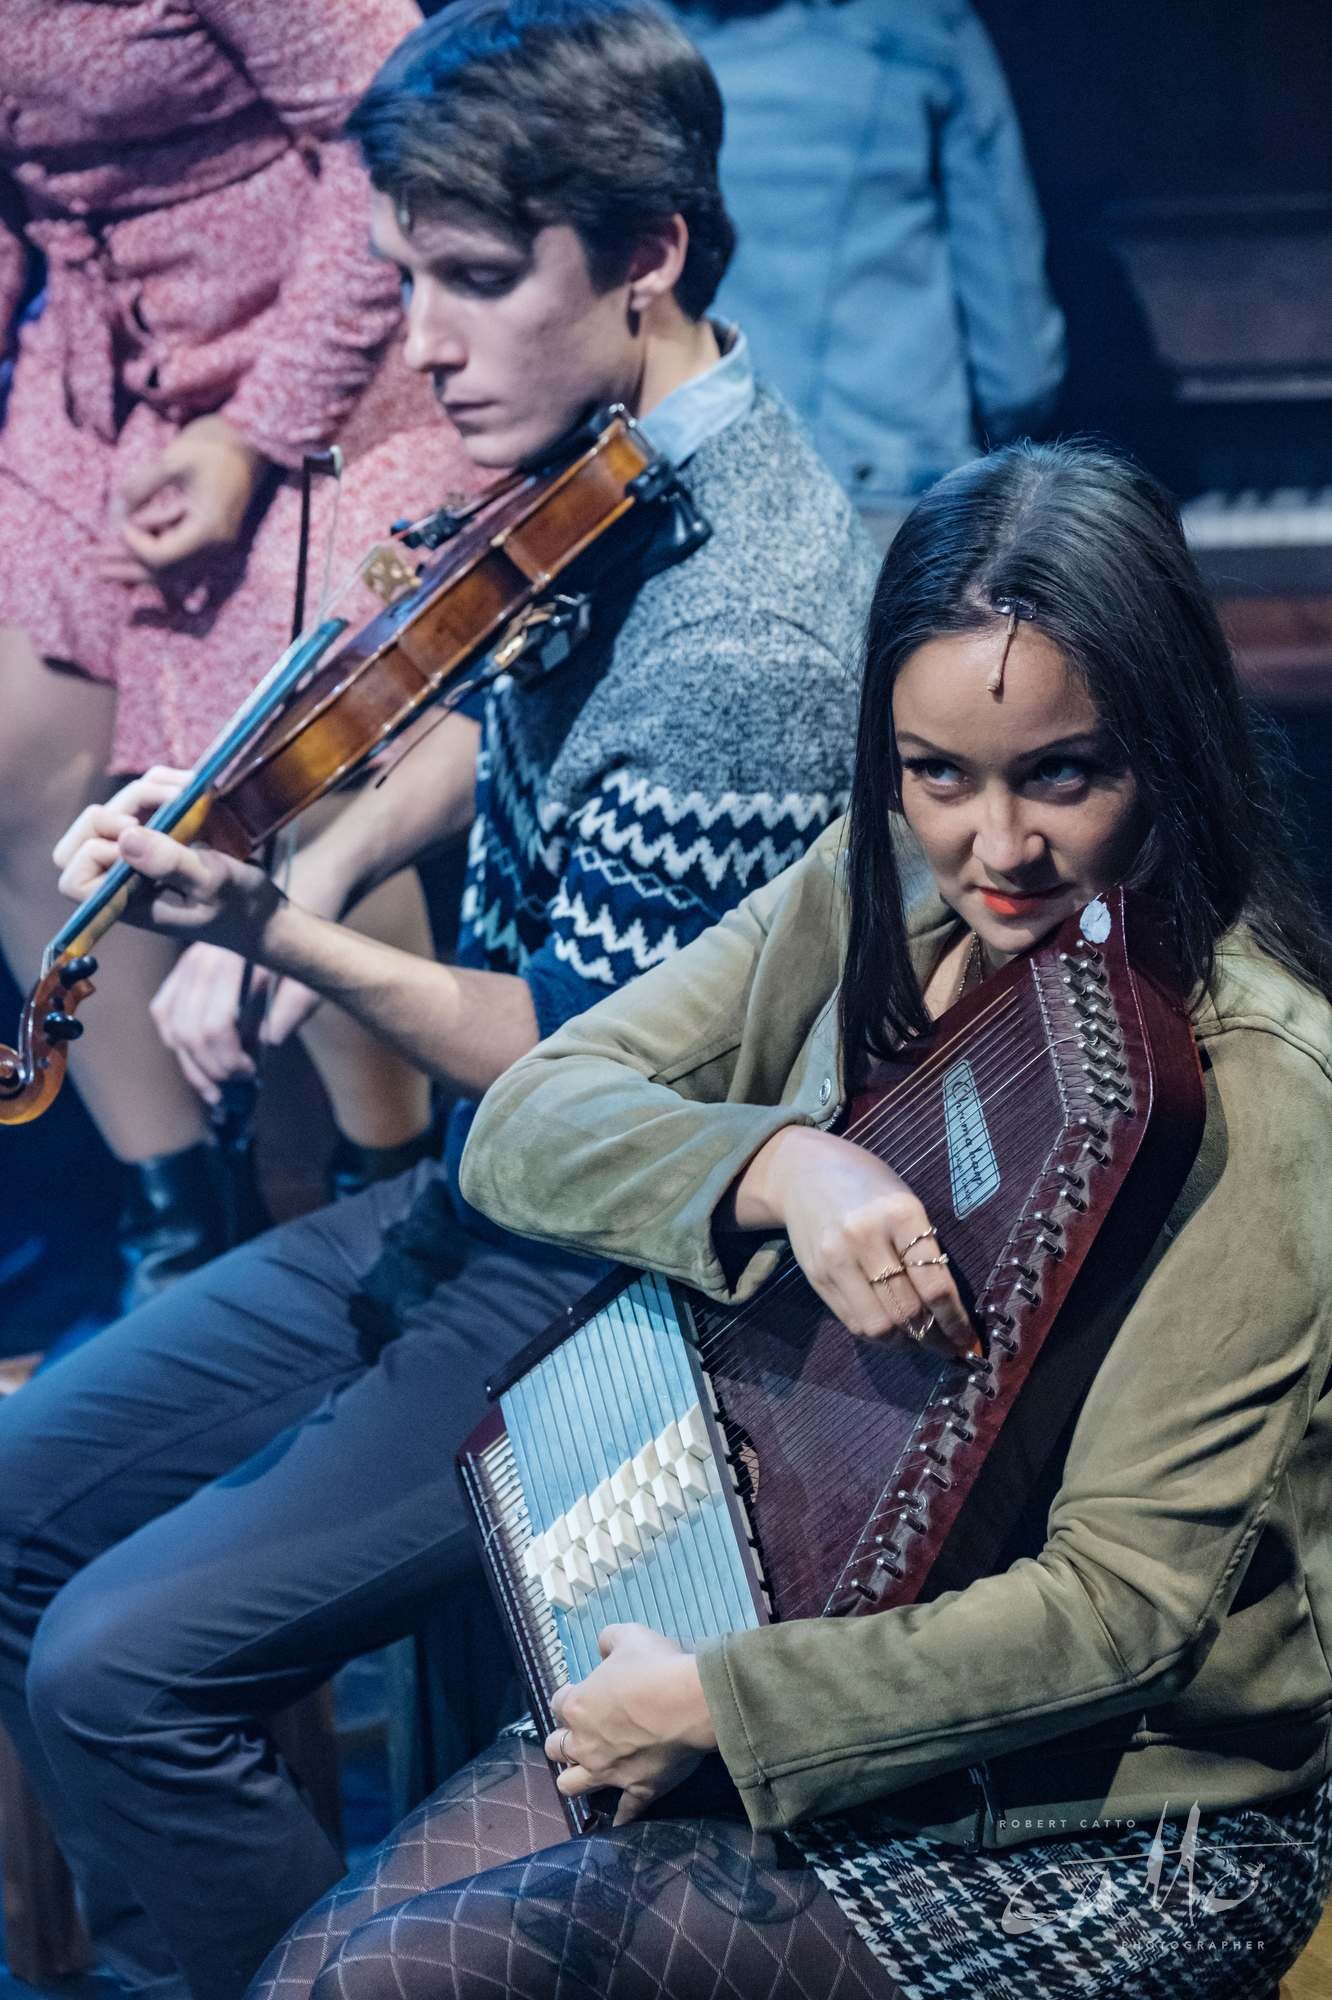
[568,1495,594,1542]
[1179,485,1332,597]
[589,1478,615,1524]
[652,1468,686,1519]
[631,1489,663,1540]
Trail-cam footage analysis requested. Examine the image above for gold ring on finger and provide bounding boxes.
[905,1253,950,1270]
[899,1228,938,1254]
[871,1264,906,1286]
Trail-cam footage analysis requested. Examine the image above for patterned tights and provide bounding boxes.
[249,1735,1332,2000]
[248,1737,893,2000]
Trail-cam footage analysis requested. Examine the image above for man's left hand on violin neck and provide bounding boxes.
[54,763,296,967]
[58,790,287,964]
[51,767,543,1100]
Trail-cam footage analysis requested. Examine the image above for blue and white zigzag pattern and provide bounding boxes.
[459,705,847,1018]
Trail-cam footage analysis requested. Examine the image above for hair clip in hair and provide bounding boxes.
[987,594,1037,695]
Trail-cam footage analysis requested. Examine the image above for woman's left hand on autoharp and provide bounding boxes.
[545,1625,718,1825]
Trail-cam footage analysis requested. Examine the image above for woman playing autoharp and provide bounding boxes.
[254,440,1332,2000]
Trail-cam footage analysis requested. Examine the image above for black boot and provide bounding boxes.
[325,1123,439,1204]
[117,1143,230,1314]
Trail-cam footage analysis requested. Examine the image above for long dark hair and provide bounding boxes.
[840,439,1332,1077]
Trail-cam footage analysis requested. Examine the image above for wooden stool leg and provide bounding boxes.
[0,1721,92,1985]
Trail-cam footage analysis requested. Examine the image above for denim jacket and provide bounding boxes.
[463,820,1332,1844]
[671,0,1066,505]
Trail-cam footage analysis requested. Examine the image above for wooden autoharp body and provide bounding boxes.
[459,890,1205,1828]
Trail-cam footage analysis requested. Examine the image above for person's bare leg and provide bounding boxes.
[292,796,434,1153]
[0,627,205,1163]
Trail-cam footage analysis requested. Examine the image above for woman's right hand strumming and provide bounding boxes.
[728,1125,978,1360]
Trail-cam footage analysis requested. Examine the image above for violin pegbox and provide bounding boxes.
[46,952,98,1038]
[0,952,98,1124]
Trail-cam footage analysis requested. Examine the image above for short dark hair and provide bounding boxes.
[839,439,1332,1075]
[346,0,736,319]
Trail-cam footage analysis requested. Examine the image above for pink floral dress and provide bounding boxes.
[0,0,480,770]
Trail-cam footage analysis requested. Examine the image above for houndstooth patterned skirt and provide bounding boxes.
[795,1776,1332,1999]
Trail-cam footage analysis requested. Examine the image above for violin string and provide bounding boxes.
[393,463,527,545]
[48,454,525,970]
[315,446,345,627]
[252,449,346,1040]
[260,464,351,887]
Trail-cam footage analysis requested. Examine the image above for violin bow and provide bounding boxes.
[209,445,343,1244]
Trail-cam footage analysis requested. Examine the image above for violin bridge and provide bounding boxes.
[361,543,421,606]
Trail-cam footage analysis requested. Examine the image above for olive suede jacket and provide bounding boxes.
[461,819,1332,1849]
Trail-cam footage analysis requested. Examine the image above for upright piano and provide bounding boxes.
[1086,194,1332,709]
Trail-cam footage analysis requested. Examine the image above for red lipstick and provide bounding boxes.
[976,886,1063,918]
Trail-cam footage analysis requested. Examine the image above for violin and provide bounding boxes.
[0,407,704,1126]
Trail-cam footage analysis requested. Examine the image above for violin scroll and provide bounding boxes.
[0,955,98,1127]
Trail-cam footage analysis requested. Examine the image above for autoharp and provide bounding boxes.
[459,889,1204,1828]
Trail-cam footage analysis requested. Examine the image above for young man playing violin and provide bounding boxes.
[0,6,877,1998]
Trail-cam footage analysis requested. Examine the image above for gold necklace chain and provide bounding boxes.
[953,931,985,1006]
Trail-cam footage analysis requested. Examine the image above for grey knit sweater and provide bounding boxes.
[457,381,880,1041]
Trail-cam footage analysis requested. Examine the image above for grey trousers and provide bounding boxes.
[0,1164,605,2000]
